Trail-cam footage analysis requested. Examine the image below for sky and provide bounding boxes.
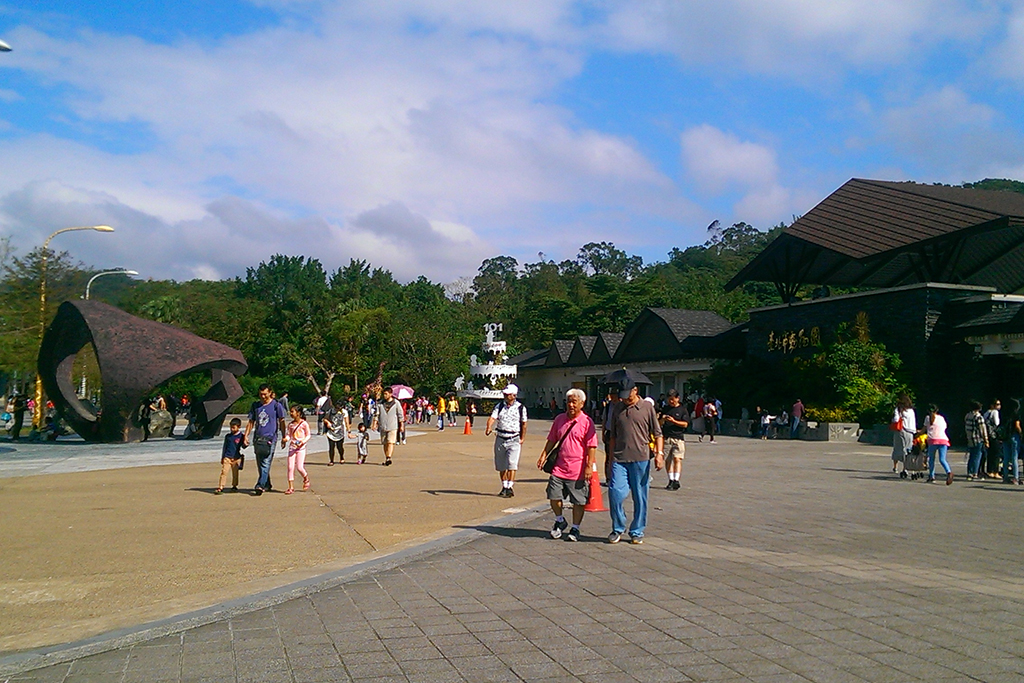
[1,1,1023,285]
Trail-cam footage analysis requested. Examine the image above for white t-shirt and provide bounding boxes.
[490,400,526,437]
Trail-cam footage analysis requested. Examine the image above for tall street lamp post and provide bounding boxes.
[34,225,115,427]
[85,269,138,300]
[78,269,138,397]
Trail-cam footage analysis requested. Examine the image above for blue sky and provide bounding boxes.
[1,1,1023,283]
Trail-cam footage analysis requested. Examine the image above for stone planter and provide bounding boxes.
[857,424,892,445]
[802,421,861,442]
[718,418,758,437]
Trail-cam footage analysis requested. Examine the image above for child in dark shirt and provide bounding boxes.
[217,418,245,494]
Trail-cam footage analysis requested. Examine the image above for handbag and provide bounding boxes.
[542,419,578,474]
[889,416,903,432]
[253,434,273,458]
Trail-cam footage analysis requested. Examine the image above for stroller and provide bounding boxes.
[903,432,928,480]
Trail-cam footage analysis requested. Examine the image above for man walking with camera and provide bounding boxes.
[244,384,288,495]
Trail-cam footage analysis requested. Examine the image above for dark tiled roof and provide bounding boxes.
[727,178,1024,293]
[598,332,624,356]
[545,339,575,366]
[647,308,734,341]
[955,303,1024,330]
[787,179,1011,259]
[554,339,574,362]
[506,349,549,367]
[578,335,597,356]
[567,336,598,366]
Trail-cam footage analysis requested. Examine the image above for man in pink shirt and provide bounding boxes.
[537,388,597,542]
[791,399,804,439]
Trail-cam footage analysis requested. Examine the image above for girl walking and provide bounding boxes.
[923,403,953,485]
[286,406,311,494]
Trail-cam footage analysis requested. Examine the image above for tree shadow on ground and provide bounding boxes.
[186,486,253,495]
[453,524,549,539]
[454,523,606,543]
[422,489,493,497]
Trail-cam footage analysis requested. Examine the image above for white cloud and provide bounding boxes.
[0,181,491,283]
[990,4,1024,84]
[879,86,1024,181]
[681,125,778,194]
[680,124,814,226]
[0,8,696,280]
[600,0,995,78]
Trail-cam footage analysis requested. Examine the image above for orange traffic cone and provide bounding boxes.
[584,463,607,511]
[463,419,472,435]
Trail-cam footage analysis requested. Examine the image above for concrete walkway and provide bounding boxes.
[5,436,1024,682]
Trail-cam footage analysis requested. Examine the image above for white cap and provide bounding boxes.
[502,383,519,395]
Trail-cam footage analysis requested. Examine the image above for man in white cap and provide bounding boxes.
[486,383,528,497]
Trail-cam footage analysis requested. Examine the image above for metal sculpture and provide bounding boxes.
[38,300,248,442]
[363,360,387,400]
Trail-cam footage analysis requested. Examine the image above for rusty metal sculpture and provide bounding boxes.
[38,300,248,442]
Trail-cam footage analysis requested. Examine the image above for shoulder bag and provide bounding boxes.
[542,419,578,474]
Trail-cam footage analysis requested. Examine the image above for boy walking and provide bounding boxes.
[216,418,245,493]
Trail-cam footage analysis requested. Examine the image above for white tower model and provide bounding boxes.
[457,323,517,399]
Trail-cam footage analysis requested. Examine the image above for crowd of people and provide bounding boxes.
[2,394,67,441]
[891,395,1024,485]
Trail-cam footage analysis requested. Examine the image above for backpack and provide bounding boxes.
[497,402,526,423]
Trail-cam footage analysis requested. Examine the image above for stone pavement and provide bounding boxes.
[6,436,1024,683]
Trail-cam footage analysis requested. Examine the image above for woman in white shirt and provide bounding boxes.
[891,394,916,478]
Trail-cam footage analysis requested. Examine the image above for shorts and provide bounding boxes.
[547,474,589,506]
[494,437,521,471]
[380,429,398,445]
[664,437,685,464]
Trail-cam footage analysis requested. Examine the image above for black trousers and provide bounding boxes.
[328,439,344,462]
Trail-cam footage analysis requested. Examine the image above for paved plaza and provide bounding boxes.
[0,424,425,479]
[4,433,1024,682]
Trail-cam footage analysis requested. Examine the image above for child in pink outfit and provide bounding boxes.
[286,406,311,494]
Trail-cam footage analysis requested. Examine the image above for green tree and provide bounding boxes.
[139,295,184,324]
[576,241,644,278]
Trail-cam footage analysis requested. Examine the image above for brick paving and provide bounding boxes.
[6,436,1024,682]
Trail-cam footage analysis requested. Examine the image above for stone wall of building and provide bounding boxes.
[746,283,1010,443]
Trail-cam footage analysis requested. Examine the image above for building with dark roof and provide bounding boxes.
[514,307,739,411]
[514,179,1024,432]
[728,179,1024,301]
[590,332,624,363]
[729,179,1024,437]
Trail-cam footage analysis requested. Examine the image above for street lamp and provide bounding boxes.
[0,40,11,52]
[85,269,138,300]
[34,225,115,427]
[79,268,138,397]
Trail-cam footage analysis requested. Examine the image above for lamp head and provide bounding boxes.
[125,270,139,275]
[92,225,114,232]
[0,40,11,52]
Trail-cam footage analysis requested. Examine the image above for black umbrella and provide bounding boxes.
[600,368,653,386]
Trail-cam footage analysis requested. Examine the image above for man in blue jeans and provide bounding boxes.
[607,379,663,544]
[790,398,804,439]
[244,384,288,495]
